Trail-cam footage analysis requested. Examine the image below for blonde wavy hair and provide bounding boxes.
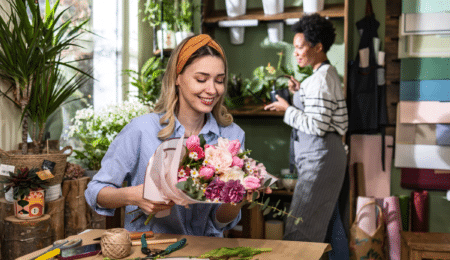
[153,35,233,140]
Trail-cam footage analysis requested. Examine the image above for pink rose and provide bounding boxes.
[186,135,200,151]
[243,176,261,190]
[178,177,187,182]
[228,140,241,156]
[199,164,215,179]
[205,147,233,173]
[231,156,244,168]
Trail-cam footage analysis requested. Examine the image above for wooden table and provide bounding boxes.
[18,229,331,260]
[401,231,450,260]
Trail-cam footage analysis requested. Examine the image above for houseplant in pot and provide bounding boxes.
[1,167,50,219]
[0,0,91,186]
[142,0,176,50]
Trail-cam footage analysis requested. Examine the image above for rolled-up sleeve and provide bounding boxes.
[85,120,142,216]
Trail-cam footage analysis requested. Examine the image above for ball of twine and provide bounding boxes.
[100,228,132,259]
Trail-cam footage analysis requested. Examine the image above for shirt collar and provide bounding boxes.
[171,113,220,138]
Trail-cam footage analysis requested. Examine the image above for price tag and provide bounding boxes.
[37,169,54,180]
[0,164,15,177]
[41,160,56,172]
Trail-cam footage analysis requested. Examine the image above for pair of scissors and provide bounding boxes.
[32,238,83,260]
[142,238,187,259]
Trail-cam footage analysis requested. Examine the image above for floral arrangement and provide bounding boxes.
[64,162,86,180]
[175,135,302,225]
[176,135,269,204]
[66,101,150,170]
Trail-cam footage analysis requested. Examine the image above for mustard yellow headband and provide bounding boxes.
[177,34,225,74]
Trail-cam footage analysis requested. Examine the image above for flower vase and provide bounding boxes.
[14,189,45,219]
[267,22,284,43]
[175,31,194,45]
[262,0,284,15]
[303,0,325,14]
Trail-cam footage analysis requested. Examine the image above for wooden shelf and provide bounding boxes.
[203,4,346,24]
[228,105,284,117]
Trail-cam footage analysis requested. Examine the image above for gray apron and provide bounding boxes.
[283,88,347,243]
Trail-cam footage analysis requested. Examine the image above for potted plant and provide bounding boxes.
[175,0,196,45]
[1,167,50,219]
[225,73,249,109]
[0,0,90,186]
[142,0,177,50]
[123,56,165,106]
[66,101,150,175]
[245,52,313,104]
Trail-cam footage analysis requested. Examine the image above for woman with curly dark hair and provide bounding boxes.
[265,14,349,259]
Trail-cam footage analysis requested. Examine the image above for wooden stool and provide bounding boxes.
[1,214,54,260]
[401,231,450,259]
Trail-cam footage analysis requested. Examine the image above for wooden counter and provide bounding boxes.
[18,229,331,260]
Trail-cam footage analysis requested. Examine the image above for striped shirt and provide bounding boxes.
[284,64,348,136]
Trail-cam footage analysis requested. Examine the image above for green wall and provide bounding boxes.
[197,0,386,177]
[398,0,450,232]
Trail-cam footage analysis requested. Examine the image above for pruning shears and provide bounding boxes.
[141,235,187,259]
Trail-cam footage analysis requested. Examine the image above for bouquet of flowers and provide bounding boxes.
[175,135,272,204]
[139,134,302,225]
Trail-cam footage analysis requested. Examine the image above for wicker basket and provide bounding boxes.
[0,146,73,186]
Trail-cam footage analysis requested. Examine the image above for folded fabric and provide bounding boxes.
[401,168,450,190]
[436,124,450,146]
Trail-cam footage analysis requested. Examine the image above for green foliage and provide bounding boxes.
[123,56,165,106]
[199,246,272,260]
[0,0,91,154]
[66,101,150,170]
[175,0,198,32]
[224,74,250,109]
[1,167,49,200]
[142,0,176,31]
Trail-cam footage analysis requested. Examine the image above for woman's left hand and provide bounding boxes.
[264,95,289,112]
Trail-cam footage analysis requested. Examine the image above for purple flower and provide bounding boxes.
[204,178,225,201]
[220,180,245,203]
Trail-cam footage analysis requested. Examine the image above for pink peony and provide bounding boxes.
[231,156,244,168]
[205,146,233,173]
[220,180,246,203]
[228,140,241,156]
[199,164,215,179]
[186,135,200,151]
[243,176,261,190]
[217,137,230,150]
[205,178,225,200]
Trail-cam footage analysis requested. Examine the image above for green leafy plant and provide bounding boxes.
[1,167,49,201]
[66,101,150,170]
[245,52,313,103]
[0,0,91,154]
[175,0,197,32]
[142,0,176,31]
[123,56,165,106]
[224,74,249,109]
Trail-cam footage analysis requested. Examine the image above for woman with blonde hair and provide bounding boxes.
[85,34,246,236]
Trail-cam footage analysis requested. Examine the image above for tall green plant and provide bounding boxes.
[0,0,91,154]
[123,56,165,106]
[175,0,196,32]
[142,0,176,31]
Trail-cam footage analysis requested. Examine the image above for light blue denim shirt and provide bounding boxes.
[85,112,245,237]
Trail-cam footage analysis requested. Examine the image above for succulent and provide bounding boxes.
[64,162,86,180]
[1,167,49,200]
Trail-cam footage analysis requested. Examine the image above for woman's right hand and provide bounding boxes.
[130,184,175,215]
[288,76,300,94]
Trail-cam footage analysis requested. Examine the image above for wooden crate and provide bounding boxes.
[401,231,450,260]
